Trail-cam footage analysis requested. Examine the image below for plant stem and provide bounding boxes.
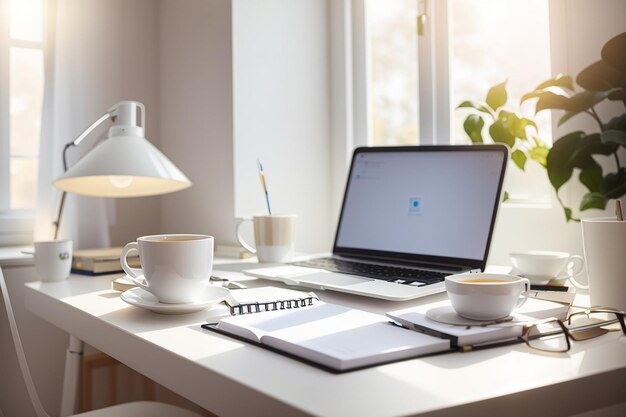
[589,107,605,131]
[615,152,622,171]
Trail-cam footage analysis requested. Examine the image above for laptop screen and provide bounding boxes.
[334,146,507,267]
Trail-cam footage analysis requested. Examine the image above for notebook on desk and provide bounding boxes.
[245,145,508,301]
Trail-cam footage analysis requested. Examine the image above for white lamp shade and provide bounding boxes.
[53,135,191,197]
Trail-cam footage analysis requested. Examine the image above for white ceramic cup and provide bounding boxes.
[582,217,626,311]
[445,273,531,320]
[509,251,586,288]
[33,240,73,282]
[120,234,213,304]
[236,214,297,263]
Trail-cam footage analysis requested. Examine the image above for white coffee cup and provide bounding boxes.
[120,234,213,304]
[445,273,531,320]
[582,217,626,311]
[236,214,297,263]
[33,240,73,282]
[509,251,586,288]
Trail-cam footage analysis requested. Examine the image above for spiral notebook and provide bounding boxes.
[203,287,571,373]
[203,287,450,372]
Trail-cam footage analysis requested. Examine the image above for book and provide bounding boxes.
[72,247,140,275]
[204,291,570,372]
[386,298,570,348]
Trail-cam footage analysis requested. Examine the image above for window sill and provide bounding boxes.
[0,246,34,267]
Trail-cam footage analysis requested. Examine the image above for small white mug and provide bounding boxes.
[236,214,297,263]
[445,273,531,320]
[33,240,73,282]
[509,251,586,288]
[120,234,213,304]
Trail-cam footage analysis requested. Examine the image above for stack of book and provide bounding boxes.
[72,247,140,276]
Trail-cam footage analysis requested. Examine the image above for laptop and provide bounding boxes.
[244,145,508,301]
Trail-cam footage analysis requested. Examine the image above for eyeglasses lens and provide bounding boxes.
[527,321,569,352]
[566,312,620,341]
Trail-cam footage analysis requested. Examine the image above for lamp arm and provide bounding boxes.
[52,110,114,240]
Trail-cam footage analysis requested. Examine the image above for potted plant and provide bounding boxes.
[521,32,626,221]
[457,81,549,201]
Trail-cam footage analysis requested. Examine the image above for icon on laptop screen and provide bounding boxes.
[409,197,422,213]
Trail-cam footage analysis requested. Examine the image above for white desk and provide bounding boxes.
[24,267,626,417]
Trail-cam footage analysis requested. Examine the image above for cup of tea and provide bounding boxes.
[236,214,297,263]
[445,273,531,320]
[120,234,213,304]
[32,240,73,282]
[509,251,586,288]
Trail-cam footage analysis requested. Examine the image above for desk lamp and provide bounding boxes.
[52,100,191,239]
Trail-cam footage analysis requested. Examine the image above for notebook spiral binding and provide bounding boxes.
[228,292,320,316]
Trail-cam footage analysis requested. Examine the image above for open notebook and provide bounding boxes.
[203,287,570,372]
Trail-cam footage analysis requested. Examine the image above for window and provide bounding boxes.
[0,0,45,243]
[367,0,419,146]
[361,0,553,202]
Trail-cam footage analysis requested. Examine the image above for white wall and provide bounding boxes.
[157,0,236,245]
[232,0,333,253]
[487,0,626,267]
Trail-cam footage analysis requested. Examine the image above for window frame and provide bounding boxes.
[0,0,46,245]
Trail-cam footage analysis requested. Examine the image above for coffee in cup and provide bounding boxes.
[120,234,213,304]
[236,214,297,262]
[509,251,586,288]
[445,273,531,320]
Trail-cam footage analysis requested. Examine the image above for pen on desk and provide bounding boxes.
[257,158,272,215]
[616,199,623,221]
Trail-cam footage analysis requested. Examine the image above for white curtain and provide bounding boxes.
[35,0,155,248]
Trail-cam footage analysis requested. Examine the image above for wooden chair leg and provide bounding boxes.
[81,352,120,411]
[80,356,93,412]
[143,377,156,401]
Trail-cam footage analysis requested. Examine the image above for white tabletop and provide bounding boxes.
[24,265,626,417]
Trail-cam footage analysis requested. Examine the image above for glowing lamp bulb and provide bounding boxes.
[108,175,133,188]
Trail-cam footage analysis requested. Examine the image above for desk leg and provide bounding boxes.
[60,335,83,417]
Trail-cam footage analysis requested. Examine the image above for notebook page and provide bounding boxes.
[218,302,449,370]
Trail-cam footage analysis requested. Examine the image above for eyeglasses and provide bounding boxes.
[519,307,626,353]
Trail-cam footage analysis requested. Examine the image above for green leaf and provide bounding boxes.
[576,61,626,102]
[533,74,574,92]
[579,192,608,211]
[528,142,550,168]
[558,110,581,127]
[463,114,485,143]
[566,88,621,112]
[607,114,626,132]
[578,162,603,192]
[601,129,626,147]
[564,207,574,222]
[457,100,492,115]
[511,149,527,171]
[546,131,585,192]
[569,133,619,165]
[499,111,536,140]
[486,81,507,111]
[536,92,572,112]
[488,119,515,147]
[601,168,626,199]
[503,191,509,202]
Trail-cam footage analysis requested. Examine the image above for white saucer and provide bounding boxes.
[120,285,230,314]
[426,305,514,326]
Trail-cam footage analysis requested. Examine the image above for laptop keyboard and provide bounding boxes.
[290,258,448,287]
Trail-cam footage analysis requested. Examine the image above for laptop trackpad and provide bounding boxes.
[298,272,373,287]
